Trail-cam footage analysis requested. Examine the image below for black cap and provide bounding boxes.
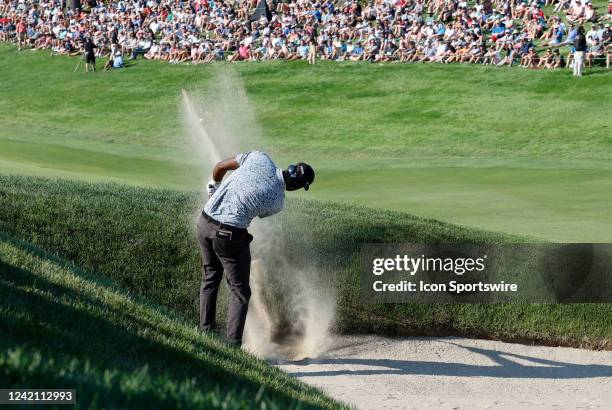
[297,162,315,191]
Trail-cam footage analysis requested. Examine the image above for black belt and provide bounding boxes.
[202,211,246,232]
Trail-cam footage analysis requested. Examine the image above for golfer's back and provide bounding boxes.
[204,151,285,228]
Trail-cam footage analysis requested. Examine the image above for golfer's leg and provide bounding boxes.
[214,236,251,344]
[197,217,224,331]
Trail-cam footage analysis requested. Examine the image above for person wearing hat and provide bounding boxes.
[602,24,612,44]
[586,24,599,46]
[197,151,315,346]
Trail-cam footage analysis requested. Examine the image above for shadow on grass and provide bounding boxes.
[582,69,611,77]
[0,235,319,407]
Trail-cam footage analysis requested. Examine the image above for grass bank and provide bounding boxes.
[1,45,610,162]
[0,234,344,409]
[1,45,611,242]
[1,174,609,349]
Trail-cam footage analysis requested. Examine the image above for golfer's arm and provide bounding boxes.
[212,157,240,183]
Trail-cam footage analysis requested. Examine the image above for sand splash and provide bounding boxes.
[182,70,335,360]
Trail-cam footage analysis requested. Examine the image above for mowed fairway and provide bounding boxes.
[1,45,610,241]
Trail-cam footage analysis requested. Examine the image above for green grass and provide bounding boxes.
[1,175,610,349]
[1,14,610,407]
[0,45,611,241]
[0,234,345,409]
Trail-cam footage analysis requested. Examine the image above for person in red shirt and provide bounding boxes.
[16,17,27,50]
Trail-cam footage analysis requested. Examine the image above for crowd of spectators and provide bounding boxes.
[1,0,611,70]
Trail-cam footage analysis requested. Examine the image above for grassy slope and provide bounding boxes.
[0,234,344,409]
[1,175,609,349]
[1,45,611,241]
[1,46,610,161]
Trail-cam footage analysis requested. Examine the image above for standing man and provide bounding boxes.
[197,151,315,346]
[83,36,97,72]
[307,24,318,65]
[16,17,27,51]
[573,26,587,77]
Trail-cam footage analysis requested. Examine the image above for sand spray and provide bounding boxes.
[182,70,335,360]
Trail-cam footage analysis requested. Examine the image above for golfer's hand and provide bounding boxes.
[207,180,219,198]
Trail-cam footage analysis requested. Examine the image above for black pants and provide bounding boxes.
[85,52,95,64]
[196,212,253,344]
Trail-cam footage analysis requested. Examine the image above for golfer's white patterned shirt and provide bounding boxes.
[203,151,285,229]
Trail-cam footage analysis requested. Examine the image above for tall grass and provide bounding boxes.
[0,235,344,409]
[1,174,609,349]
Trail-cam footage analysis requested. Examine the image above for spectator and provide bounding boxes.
[83,36,96,72]
[0,0,608,74]
[131,35,152,60]
[586,23,599,46]
[308,32,317,65]
[350,41,364,61]
[538,48,554,68]
[16,17,26,51]
[586,39,604,67]
[103,54,114,71]
[603,24,612,43]
[573,25,587,76]
[520,47,539,68]
[551,49,566,69]
[113,51,124,69]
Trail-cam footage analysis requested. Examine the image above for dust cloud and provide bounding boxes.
[182,70,335,360]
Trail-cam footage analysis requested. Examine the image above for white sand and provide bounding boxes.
[275,335,612,409]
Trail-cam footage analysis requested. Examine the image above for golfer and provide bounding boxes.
[197,151,315,345]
